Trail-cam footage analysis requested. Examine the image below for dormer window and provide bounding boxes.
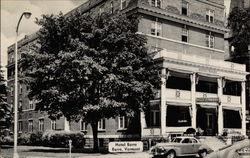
[182,1,188,16]
[151,0,161,8]
[206,9,214,23]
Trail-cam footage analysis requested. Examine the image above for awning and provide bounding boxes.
[197,104,218,109]
[166,101,191,107]
[224,77,245,82]
[222,106,241,111]
[197,72,219,78]
[167,68,193,75]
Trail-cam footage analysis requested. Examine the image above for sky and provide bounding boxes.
[0,0,231,79]
[0,0,87,78]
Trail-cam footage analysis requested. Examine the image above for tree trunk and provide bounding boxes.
[91,121,99,152]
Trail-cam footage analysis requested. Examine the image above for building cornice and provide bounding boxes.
[129,5,229,34]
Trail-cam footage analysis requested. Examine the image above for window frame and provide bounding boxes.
[80,120,87,131]
[205,32,215,48]
[51,120,56,130]
[110,1,114,14]
[39,118,44,131]
[182,25,188,42]
[151,18,162,36]
[98,119,106,131]
[18,121,22,132]
[150,110,160,127]
[181,0,188,16]
[206,9,214,23]
[118,116,128,130]
[28,120,33,133]
[120,0,126,10]
[151,0,162,8]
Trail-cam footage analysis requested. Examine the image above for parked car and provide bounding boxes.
[149,136,212,158]
[206,139,250,158]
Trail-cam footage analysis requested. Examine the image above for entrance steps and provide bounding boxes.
[198,136,227,151]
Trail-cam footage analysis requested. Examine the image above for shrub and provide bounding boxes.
[42,130,85,149]
[30,131,43,145]
[0,136,13,145]
[18,133,30,145]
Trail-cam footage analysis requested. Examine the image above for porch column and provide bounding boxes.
[140,111,147,136]
[161,68,167,136]
[217,78,223,135]
[241,81,246,136]
[64,118,70,131]
[191,73,196,129]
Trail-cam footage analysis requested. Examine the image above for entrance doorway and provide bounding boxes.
[197,106,217,136]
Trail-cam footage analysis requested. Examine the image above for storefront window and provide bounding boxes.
[166,106,191,126]
[223,109,241,128]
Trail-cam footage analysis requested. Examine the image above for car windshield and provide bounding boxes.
[172,138,182,143]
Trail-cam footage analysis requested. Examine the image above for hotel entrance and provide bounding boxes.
[196,106,218,136]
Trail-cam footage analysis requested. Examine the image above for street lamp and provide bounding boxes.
[14,11,31,158]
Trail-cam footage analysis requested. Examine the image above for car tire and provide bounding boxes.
[199,149,207,158]
[166,150,176,158]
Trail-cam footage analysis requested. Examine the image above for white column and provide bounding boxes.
[161,68,167,136]
[241,81,246,136]
[217,78,223,135]
[64,118,70,131]
[190,73,196,129]
[140,111,147,136]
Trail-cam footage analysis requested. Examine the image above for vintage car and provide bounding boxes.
[149,136,212,158]
[206,139,250,158]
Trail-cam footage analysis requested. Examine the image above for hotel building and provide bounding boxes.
[7,0,249,148]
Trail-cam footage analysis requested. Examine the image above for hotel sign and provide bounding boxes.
[108,141,143,153]
[196,98,219,102]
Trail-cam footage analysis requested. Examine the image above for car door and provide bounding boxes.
[181,138,193,155]
[191,138,200,153]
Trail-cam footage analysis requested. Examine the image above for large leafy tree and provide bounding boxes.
[21,12,159,151]
[0,67,11,130]
[228,7,250,57]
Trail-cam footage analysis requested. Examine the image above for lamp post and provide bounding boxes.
[13,11,31,158]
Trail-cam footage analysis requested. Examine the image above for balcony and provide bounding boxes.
[165,88,191,102]
[221,95,241,106]
[142,128,161,137]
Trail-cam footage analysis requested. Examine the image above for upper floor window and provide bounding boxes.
[39,119,44,131]
[110,1,114,14]
[206,9,214,23]
[150,110,160,127]
[98,119,105,130]
[80,120,87,131]
[28,120,33,132]
[10,87,14,96]
[20,84,23,94]
[182,0,188,16]
[182,26,188,42]
[18,121,22,132]
[151,18,162,36]
[29,100,34,110]
[151,0,161,8]
[51,120,56,130]
[121,0,126,10]
[205,32,214,48]
[118,116,128,129]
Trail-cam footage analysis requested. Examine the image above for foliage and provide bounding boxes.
[18,133,31,145]
[0,136,13,145]
[0,67,11,130]
[21,11,160,151]
[42,130,85,149]
[30,131,43,145]
[228,7,250,57]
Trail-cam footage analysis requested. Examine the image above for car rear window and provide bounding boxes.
[172,138,182,143]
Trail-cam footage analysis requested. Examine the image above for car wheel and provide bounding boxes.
[199,149,207,158]
[166,151,176,158]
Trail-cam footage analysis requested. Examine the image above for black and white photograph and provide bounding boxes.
[0,0,250,158]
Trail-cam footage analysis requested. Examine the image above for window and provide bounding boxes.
[80,120,87,131]
[182,138,192,143]
[182,26,188,42]
[118,116,128,129]
[98,119,105,130]
[151,0,161,8]
[166,106,191,127]
[151,18,162,36]
[110,1,114,14]
[223,109,241,128]
[150,110,160,126]
[206,9,214,23]
[20,84,22,94]
[51,120,56,130]
[121,0,126,10]
[29,100,34,110]
[28,120,33,132]
[19,101,22,111]
[205,32,214,48]
[39,119,44,131]
[18,121,22,132]
[182,1,188,15]
[11,87,14,96]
